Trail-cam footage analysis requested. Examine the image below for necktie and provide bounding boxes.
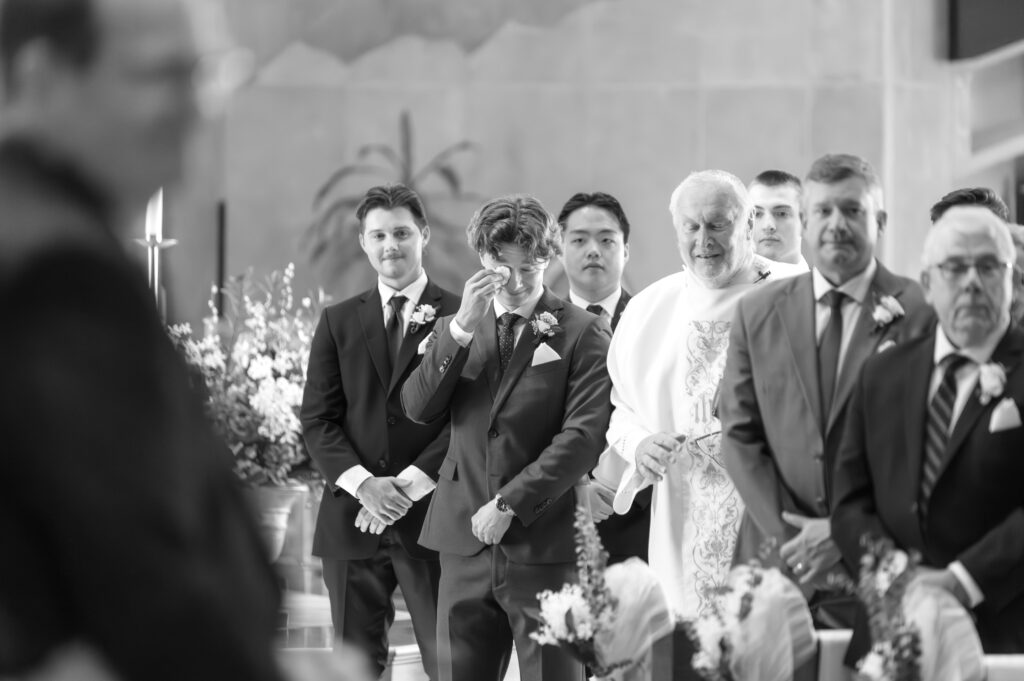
[497,312,519,374]
[586,303,605,319]
[817,290,847,424]
[920,355,969,508]
[387,295,407,368]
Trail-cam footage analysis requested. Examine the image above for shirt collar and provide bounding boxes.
[812,258,878,305]
[493,284,545,320]
[378,269,428,308]
[568,287,621,317]
[933,319,1009,367]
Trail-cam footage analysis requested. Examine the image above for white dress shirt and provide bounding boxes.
[449,285,545,348]
[338,270,435,502]
[926,322,1008,608]
[569,287,622,323]
[812,259,878,378]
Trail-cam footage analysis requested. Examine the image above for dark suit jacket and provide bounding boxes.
[0,138,284,680]
[301,282,460,561]
[402,289,612,564]
[721,264,932,566]
[833,325,1024,654]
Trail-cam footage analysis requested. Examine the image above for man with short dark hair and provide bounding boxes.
[748,169,809,269]
[929,186,1010,223]
[403,194,612,681]
[555,191,646,563]
[0,1,285,680]
[721,153,932,629]
[301,183,460,679]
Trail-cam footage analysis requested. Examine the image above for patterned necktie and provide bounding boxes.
[920,355,969,508]
[387,295,407,367]
[818,290,847,423]
[497,312,519,374]
[586,303,605,319]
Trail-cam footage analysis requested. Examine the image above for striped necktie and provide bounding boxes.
[920,355,969,508]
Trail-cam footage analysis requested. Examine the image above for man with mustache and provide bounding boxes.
[301,184,460,679]
[749,169,809,270]
[554,191,647,564]
[720,154,932,629]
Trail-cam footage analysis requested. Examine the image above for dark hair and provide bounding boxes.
[0,0,99,89]
[751,169,802,195]
[556,192,631,243]
[467,194,561,261]
[354,184,428,231]
[805,154,883,204]
[929,187,1010,223]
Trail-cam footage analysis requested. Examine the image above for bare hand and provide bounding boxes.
[583,484,615,522]
[635,432,686,484]
[355,477,413,524]
[780,512,842,586]
[355,506,387,535]
[471,499,514,545]
[454,269,504,333]
[909,567,969,607]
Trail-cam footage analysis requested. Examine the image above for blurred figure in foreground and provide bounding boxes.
[0,0,287,679]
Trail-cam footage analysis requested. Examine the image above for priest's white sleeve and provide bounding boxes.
[604,325,654,514]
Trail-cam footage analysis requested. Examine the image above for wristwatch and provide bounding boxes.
[494,494,515,516]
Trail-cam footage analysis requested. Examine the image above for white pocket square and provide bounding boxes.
[417,336,431,355]
[530,342,561,367]
[989,397,1022,433]
[877,339,896,354]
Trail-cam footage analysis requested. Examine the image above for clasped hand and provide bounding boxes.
[780,511,843,587]
[471,498,513,545]
[355,476,412,525]
[635,432,687,484]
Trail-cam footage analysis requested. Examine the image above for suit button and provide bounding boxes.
[377,459,387,470]
[910,502,919,514]
[816,496,825,507]
[488,429,498,439]
[813,453,823,462]
[387,416,397,426]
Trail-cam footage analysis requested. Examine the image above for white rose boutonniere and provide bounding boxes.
[871,294,905,333]
[530,311,562,341]
[408,304,437,334]
[978,362,1007,405]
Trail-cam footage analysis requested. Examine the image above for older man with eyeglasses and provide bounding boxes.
[833,205,1024,658]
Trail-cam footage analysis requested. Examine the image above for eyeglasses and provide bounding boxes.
[931,257,1011,281]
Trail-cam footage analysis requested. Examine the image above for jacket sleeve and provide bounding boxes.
[401,316,469,425]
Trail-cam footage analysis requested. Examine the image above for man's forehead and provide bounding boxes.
[750,184,800,207]
[804,178,876,203]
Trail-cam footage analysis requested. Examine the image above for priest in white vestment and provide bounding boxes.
[598,170,803,618]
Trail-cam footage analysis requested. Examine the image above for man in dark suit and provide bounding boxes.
[402,195,612,681]
[833,206,1024,655]
[301,184,460,679]
[720,154,932,627]
[555,191,645,564]
[0,1,285,680]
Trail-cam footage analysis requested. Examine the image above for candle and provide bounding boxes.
[144,188,163,241]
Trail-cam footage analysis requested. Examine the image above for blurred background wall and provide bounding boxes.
[163,0,1024,326]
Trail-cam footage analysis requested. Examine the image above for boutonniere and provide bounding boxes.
[871,294,905,333]
[530,311,562,341]
[978,362,1007,405]
[408,304,437,333]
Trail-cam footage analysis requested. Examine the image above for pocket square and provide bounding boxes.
[417,336,431,355]
[531,342,561,367]
[877,339,896,354]
[989,397,1022,433]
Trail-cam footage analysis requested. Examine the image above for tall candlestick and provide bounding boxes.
[136,187,176,321]
[145,189,163,241]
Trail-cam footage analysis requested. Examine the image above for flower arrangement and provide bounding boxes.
[871,295,906,332]
[168,264,327,486]
[977,362,1007,405]
[530,311,562,340]
[531,507,672,680]
[408,304,437,333]
[854,536,922,681]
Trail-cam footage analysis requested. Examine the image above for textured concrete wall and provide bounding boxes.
[166,0,966,324]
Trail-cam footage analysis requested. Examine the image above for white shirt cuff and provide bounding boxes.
[449,318,474,348]
[397,465,436,502]
[337,465,373,499]
[948,561,985,608]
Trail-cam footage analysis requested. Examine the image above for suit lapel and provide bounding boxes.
[774,274,823,432]
[941,327,1024,476]
[357,288,390,390]
[611,290,631,331]
[387,281,443,396]
[827,265,906,434]
[903,336,935,501]
[488,290,562,424]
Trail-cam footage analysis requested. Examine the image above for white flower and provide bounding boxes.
[871,295,905,331]
[857,649,887,680]
[978,362,1007,406]
[530,311,560,339]
[534,585,586,643]
[409,304,437,329]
